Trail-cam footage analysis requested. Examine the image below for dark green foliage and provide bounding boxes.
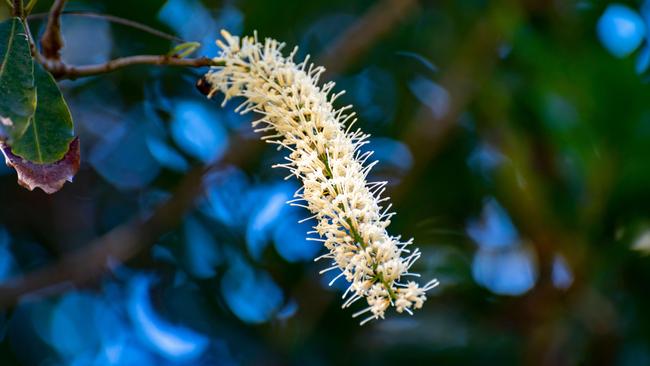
[11,63,74,164]
[0,17,36,138]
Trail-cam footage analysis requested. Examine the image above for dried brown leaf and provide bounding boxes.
[1,137,80,194]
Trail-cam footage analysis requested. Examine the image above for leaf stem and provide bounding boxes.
[11,0,23,18]
[39,0,66,59]
[43,55,220,80]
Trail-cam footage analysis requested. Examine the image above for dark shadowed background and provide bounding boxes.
[1,0,650,365]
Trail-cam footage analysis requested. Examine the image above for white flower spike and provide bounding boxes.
[203,30,439,325]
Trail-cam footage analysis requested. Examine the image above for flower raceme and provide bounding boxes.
[202,30,438,325]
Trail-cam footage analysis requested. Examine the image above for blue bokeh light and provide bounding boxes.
[89,115,161,190]
[597,4,645,58]
[127,275,210,362]
[203,167,252,227]
[220,257,284,324]
[467,142,505,178]
[409,75,451,119]
[26,289,161,366]
[276,299,298,321]
[551,254,574,290]
[363,137,414,179]
[468,198,538,295]
[0,159,11,176]
[170,100,229,163]
[0,228,16,281]
[466,198,518,249]
[60,16,112,68]
[203,171,320,263]
[246,183,321,262]
[246,187,289,260]
[146,136,189,172]
[48,293,105,358]
[637,45,650,74]
[472,246,537,296]
[272,214,321,263]
[158,0,243,57]
[183,217,221,278]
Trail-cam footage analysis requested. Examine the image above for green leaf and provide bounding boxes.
[11,63,74,163]
[0,17,36,138]
[168,41,201,58]
[0,17,77,190]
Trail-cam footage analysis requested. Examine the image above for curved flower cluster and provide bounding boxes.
[204,30,438,324]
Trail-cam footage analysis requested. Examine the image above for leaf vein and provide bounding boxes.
[0,19,17,79]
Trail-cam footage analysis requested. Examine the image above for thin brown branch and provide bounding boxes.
[25,9,212,79]
[44,55,218,80]
[11,0,23,17]
[28,11,184,43]
[0,137,262,307]
[0,168,204,306]
[40,0,66,59]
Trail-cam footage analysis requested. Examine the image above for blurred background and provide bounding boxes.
[0,0,650,364]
